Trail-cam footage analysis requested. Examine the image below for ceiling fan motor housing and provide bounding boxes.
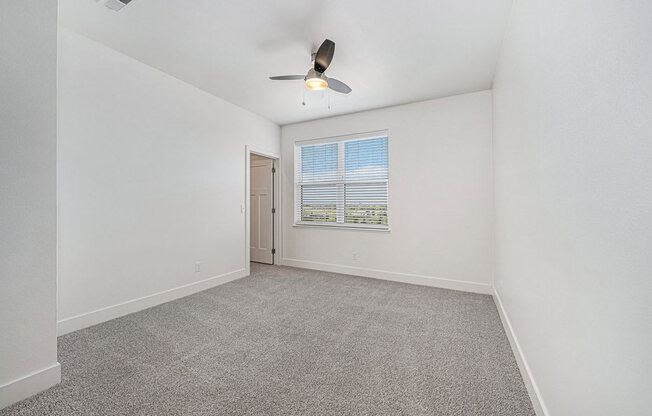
[306,69,327,82]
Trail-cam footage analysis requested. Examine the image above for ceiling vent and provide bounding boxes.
[97,0,134,12]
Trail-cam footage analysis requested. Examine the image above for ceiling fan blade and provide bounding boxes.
[314,39,335,73]
[326,77,351,94]
[269,75,305,80]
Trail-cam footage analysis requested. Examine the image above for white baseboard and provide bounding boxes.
[57,268,248,336]
[280,258,492,294]
[493,288,548,416]
[0,363,61,410]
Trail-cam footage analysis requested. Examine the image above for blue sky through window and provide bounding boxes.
[301,143,337,182]
[345,137,388,180]
[300,137,389,206]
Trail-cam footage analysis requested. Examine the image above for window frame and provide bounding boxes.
[293,130,390,231]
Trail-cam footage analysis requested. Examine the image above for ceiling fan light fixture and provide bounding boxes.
[306,77,328,90]
[305,69,328,90]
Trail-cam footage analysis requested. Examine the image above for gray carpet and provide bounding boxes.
[1,264,534,415]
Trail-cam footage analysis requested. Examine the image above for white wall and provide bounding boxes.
[492,1,652,415]
[57,28,280,333]
[0,1,60,408]
[281,91,494,293]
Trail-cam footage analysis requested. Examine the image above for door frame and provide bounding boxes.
[245,145,281,276]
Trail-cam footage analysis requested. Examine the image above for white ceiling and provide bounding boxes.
[60,0,513,125]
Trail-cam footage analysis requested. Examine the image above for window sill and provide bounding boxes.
[293,222,390,232]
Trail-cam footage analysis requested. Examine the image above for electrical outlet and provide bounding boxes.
[352,252,358,261]
[195,262,201,273]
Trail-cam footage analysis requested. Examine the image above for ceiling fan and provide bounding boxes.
[269,39,352,94]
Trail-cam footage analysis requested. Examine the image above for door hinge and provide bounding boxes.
[272,207,276,214]
[271,167,276,173]
[272,248,276,254]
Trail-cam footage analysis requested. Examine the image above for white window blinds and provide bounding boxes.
[294,131,389,229]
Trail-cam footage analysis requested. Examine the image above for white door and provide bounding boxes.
[250,156,274,264]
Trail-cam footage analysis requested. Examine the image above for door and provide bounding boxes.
[250,156,274,264]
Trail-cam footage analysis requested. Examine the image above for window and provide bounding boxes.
[294,131,389,229]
